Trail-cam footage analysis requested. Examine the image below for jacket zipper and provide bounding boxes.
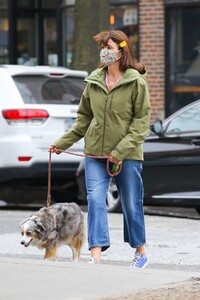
[101,97,108,155]
[109,90,117,109]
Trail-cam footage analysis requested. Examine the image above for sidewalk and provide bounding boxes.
[0,257,199,300]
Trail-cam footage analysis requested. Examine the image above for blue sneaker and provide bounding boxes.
[130,252,148,268]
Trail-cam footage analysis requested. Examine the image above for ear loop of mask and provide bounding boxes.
[115,49,121,61]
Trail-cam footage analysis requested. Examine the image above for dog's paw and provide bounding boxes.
[71,257,79,263]
[44,256,57,261]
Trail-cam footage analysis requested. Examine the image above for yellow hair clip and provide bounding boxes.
[119,40,127,48]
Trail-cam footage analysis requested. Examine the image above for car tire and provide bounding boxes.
[106,178,121,213]
[195,207,200,215]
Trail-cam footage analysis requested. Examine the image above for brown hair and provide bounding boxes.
[93,30,146,74]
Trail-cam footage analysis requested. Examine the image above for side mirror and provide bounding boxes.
[150,120,164,136]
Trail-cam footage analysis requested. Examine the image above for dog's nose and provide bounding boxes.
[21,240,25,245]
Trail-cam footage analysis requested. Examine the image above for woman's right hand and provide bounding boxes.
[48,145,62,154]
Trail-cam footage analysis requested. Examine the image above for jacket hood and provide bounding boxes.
[85,67,147,88]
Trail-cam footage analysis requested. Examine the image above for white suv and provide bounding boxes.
[0,65,87,207]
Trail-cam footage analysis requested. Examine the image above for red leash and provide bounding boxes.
[57,149,122,177]
[47,150,122,207]
[47,151,52,208]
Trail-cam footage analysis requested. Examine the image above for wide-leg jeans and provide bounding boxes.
[85,157,146,251]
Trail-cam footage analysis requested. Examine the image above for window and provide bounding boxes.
[17,18,37,65]
[13,75,86,104]
[42,0,59,8]
[16,0,35,9]
[110,4,138,58]
[62,6,74,67]
[0,0,8,8]
[165,102,200,134]
[167,7,200,115]
[43,17,58,66]
[0,0,8,63]
[0,11,8,64]
[62,2,138,68]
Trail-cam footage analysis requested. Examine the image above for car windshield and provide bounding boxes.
[164,102,200,134]
[13,75,86,104]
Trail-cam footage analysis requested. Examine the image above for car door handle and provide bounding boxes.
[191,139,200,146]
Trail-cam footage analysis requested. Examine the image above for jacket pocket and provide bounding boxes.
[84,120,103,154]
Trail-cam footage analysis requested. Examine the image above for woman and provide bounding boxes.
[49,30,151,268]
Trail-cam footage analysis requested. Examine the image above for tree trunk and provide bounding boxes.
[71,0,109,73]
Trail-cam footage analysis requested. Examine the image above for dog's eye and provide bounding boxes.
[21,232,23,236]
[26,231,31,236]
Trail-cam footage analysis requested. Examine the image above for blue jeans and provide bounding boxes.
[85,158,146,251]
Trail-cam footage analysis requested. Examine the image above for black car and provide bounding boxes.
[76,99,200,214]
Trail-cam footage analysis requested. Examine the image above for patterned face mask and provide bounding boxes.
[100,48,121,66]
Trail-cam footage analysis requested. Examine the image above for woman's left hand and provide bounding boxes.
[108,153,122,166]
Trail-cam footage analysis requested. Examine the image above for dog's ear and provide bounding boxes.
[20,218,30,228]
[35,222,46,233]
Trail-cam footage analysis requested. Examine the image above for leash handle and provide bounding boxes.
[106,159,122,177]
[47,151,52,208]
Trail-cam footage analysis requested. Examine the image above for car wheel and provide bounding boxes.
[106,178,121,213]
[195,207,200,215]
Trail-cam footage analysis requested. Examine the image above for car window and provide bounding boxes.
[13,75,86,104]
[164,103,200,134]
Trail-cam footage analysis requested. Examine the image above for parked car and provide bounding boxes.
[76,99,200,214]
[0,64,87,206]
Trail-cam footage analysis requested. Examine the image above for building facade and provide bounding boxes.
[0,0,200,119]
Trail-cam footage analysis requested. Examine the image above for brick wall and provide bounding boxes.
[139,0,165,121]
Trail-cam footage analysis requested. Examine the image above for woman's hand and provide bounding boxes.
[108,153,122,166]
[48,145,62,154]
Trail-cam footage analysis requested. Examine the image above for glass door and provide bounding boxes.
[166,6,200,115]
[0,0,9,64]
[62,6,74,68]
[43,17,57,66]
[17,17,37,65]
[14,0,59,66]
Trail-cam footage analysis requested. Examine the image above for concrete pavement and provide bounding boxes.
[0,257,199,300]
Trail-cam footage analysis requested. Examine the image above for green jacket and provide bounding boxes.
[54,67,151,161]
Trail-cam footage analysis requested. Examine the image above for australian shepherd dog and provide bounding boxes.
[20,202,85,261]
